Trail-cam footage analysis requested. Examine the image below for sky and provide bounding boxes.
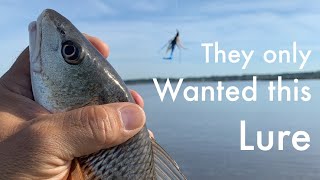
[1,0,320,80]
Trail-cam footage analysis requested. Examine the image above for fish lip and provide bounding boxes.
[29,9,67,74]
[29,10,46,74]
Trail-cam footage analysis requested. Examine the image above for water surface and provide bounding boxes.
[129,80,320,180]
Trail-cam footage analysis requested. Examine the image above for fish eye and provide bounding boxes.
[61,41,83,64]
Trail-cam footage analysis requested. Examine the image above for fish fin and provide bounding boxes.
[152,139,187,180]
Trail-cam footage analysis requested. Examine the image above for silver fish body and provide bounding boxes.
[29,9,186,179]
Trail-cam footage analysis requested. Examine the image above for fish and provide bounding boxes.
[29,9,186,180]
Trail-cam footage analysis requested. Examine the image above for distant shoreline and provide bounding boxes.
[124,71,320,85]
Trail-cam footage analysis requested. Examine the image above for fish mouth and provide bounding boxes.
[29,10,47,73]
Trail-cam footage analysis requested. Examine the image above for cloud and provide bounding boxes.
[90,0,116,15]
[1,0,320,79]
[131,0,166,12]
[75,6,320,79]
[199,0,320,15]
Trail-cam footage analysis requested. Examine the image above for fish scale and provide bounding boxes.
[79,126,154,179]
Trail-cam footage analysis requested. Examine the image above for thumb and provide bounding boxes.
[30,102,145,160]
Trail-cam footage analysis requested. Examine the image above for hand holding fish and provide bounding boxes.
[0,35,147,179]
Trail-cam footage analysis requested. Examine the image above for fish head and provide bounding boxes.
[29,9,133,112]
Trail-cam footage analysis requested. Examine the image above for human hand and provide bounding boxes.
[0,34,148,179]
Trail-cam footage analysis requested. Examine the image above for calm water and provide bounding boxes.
[129,80,320,180]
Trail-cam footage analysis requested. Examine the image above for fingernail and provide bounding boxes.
[120,105,145,130]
